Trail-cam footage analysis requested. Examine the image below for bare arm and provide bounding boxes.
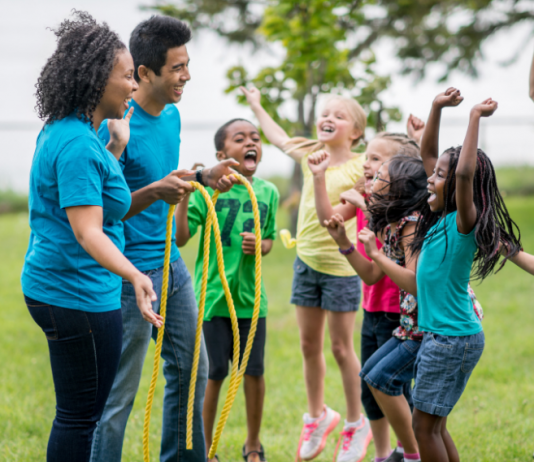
[510,251,534,275]
[421,88,464,177]
[124,159,239,221]
[65,206,162,327]
[456,99,498,234]
[241,233,274,256]
[359,224,418,295]
[308,151,356,224]
[324,214,385,285]
[174,193,191,247]
[240,86,300,160]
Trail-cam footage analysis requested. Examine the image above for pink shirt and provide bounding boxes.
[356,208,400,313]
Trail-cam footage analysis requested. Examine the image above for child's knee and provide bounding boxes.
[300,337,322,358]
[330,341,355,364]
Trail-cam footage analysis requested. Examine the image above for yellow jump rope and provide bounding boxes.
[143,173,262,461]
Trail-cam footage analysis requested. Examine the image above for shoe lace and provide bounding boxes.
[303,421,319,441]
[340,427,356,451]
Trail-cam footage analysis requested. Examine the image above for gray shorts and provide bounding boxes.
[413,331,485,417]
[290,256,361,312]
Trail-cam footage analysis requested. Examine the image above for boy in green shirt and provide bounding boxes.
[175,119,279,462]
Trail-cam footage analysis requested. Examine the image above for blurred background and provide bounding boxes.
[1,0,534,200]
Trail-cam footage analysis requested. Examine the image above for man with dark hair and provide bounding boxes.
[90,15,237,462]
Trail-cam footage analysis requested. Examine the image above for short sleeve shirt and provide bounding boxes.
[297,153,364,276]
[21,114,132,312]
[187,178,279,320]
[99,99,181,271]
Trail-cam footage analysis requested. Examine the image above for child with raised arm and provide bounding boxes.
[175,119,279,462]
[241,86,369,462]
[365,88,521,462]
[308,133,421,462]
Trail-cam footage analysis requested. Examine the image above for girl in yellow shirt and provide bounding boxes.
[242,87,370,462]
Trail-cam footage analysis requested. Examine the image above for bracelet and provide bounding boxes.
[338,243,355,255]
[195,168,206,187]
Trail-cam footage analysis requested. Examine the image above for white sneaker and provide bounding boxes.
[334,415,373,462]
[297,405,341,461]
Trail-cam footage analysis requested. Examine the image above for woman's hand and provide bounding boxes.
[340,187,365,209]
[324,214,351,247]
[358,227,379,259]
[106,106,134,159]
[307,150,330,176]
[131,273,162,328]
[240,86,262,108]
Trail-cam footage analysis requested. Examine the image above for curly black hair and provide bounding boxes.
[130,15,191,82]
[35,10,126,127]
[410,146,522,280]
[214,118,255,151]
[368,155,429,234]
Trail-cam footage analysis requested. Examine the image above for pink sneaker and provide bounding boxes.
[296,405,341,461]
[333,415,373,462]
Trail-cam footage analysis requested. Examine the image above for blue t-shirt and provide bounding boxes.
[99,99,181,271]
[416,211,482,336]
[21,115,132,312]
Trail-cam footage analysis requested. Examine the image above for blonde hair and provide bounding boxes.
[284,95,367,156]
[374,132,421,159]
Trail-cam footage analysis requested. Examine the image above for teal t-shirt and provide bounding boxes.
[21,114,132,312]
[99,99,181,271]
[187,178,279,320]
[416,211,482,336]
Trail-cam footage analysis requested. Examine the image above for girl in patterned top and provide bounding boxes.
[326,155,429,462]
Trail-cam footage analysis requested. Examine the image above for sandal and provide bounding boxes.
[242,444,267,461]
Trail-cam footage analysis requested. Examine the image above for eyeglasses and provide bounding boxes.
[373,172,391,184]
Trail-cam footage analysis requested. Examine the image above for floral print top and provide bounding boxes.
[382,213,423,341]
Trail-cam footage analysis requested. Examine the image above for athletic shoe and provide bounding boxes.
[333,415,373,462]
[383,447,405,462]
[296,405,341,461]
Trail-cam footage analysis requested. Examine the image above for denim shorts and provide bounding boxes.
[290,256,361,312]
[360,337,421,397]
[413,331,485,417]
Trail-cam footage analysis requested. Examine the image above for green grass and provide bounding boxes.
[1,199,534,461]
[0,190,28,214]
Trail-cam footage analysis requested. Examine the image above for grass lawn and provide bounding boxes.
[1,198,534,461]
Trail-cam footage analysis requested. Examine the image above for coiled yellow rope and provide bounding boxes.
[143,173,262,462]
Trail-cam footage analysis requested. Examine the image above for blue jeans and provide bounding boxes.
[360,310,413,420]
[90,258,209,462]
[24,296,122,462]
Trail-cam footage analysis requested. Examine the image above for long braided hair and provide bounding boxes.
[410,146,521,280]
[35,11,126,127]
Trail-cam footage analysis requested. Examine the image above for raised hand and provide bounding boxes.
[358,227,379,259]
[324,213,351,247]
[433,87,464,109]
[407,114,425,143]
[240,86,262,108]
[106,107,134,159]
[340,187,366,209]
[472,98,498,118]
[307,150,330,175]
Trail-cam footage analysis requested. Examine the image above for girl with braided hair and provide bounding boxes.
[403,88,520,462]
[21,11,162,462]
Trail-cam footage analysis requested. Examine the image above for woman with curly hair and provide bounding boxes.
[21,11,163,462]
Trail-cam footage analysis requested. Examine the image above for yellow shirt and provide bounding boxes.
[296,153,365,276]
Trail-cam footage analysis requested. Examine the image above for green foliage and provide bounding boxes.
[0,190,28,214]
[149,0,534,135]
